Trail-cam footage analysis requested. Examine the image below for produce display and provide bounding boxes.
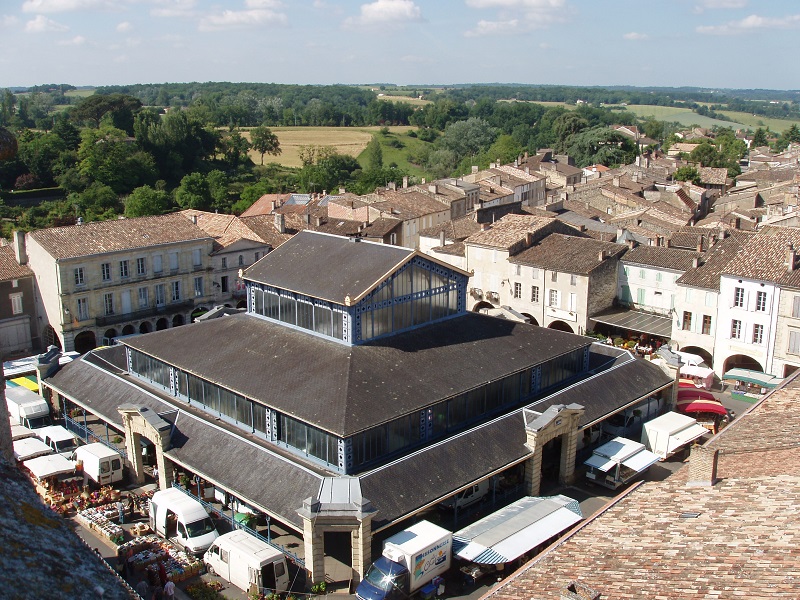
[119,535,203,583]
[78,505,125,544]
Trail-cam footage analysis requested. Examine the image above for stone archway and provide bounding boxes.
[472,301,493,312]
[139,321,152,334]
[723,354,763,373]
[679,345,713,366]
[522,404,584,497]
[522,313,538,326]
[548,320,574,333]
[122,324,135,336]
[172,314,185,327]
[156,318,169,331]
[118,405,172,489]
[73,330,97,354]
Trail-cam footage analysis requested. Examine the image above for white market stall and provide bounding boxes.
[641,412,709,460]
[679,364,714,390]
[13,437,53,462]
[23,453,76,480]
[584,437,660,489]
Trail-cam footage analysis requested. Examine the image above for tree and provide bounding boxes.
[125,185,172,217]
[249,125,281,165]
[175,172,212,210]
[218,130,251,168]
[673,166,701,185]
[438,118,497,160]
[71,93,142,132]
[486,135,523,165]
[553,113,590,152]
[16,132,66,187]
[561,127,636,167]
[70,182,120,221]
[364,137,383,170]
[752,127,769,147]
[78,126,158,194]
[206,169,230,211]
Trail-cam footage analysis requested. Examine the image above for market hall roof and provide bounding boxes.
[121,311,592,438]
[27,213,212,260]
[243,230,418,305]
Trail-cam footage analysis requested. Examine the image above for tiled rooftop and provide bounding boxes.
[0,243,33,282]
[29,213,211,260]
[465,214,557,249]
[509,234,626,274]
[676,233,752,290]
[622,245,703,271]
[484,373,800,600]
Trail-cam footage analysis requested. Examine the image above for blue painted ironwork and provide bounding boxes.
[64,414,128,459]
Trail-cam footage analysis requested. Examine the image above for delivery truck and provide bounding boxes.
[5,385,52,430]
[356,521,452,600]
[204,530,289,594]
[74,442,124,485]
[150,488,219,555]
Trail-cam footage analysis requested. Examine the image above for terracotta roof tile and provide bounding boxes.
[622,245,702,271]
[465,214,557,249]
[509,234,626,274]
[28,213,211,260]
[0,244,34,281]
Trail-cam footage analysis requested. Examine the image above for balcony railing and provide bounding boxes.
[94,300,196,326]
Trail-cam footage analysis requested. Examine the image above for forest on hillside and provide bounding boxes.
[1,82,798,237]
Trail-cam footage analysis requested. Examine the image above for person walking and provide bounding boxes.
[163,579,175,600]
[117,499,125,524]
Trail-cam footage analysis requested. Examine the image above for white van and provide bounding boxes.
[36,425,81,460]
[150,488,219,555]
[74,442,124,485]
[439,480,490,510]
[204,530,289,594]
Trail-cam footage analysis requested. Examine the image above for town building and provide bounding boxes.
[0,238,40,358]
[21,214,215,352]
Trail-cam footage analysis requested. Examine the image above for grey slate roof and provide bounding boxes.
[509,234,627,274]
[243,230,413,304]
[622,245,703,271]
[122,311,592,437]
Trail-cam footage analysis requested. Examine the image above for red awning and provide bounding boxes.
[676,397,728,417]
[679,378,699,388]
[677,389,717,402]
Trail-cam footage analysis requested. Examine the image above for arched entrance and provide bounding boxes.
[522,313,538,326]
[472,301,493,312]
[118,405,172,488]
[548,320,574,333]
[43,325,61,349]
[122,324,135,336]
[103,329,118,343]
[680,346,713,366]
[73,330,97,354]
[172,314,185,327]
[523,405,584,497]
[723,354,763,373]
[156,318,169,331]
[139,321,152,334]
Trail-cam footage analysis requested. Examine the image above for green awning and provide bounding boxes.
[722,368,782,388]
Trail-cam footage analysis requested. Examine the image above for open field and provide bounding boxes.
[65,88,95,98]
[613,104,749,129]
[377,95,431,106]
[242,126,415,168]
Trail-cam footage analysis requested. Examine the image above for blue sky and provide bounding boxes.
[1,0,798,89]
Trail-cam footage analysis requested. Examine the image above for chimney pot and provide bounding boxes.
[274,213,285,234]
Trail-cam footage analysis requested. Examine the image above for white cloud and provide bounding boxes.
[465,0,566,36]
[25,14,69,32]
[198,8,287,31]
[623,31,648,41]
[343,0,423,28]
[693,0,747,12]
[245,0,282,7]
[22,0,115,12]
[1,15,20,27]
[696,13,800,35]
[58,35,86,45]
[116,21,131,32]
[151,0,197,18]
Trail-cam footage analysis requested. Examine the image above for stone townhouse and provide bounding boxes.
[22,214,216,353]
[0,239,39,358]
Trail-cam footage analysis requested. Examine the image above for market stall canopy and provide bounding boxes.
[23,453,76,480]
[676,397,728,417]
[642,411,709,457]
[677,389,717,402]
[679,365,714,389]
[13,437,52,462]
[679,378,700,388]
[584,437,660,473]
[590,308,673,338]
[11,424,36,441]
[722,368,783,389]
[452,495,582,564]
[674,350,704,367]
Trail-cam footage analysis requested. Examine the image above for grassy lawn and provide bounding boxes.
[356,129,431,178]
[242,126,418,169]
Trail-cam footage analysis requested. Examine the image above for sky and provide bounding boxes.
[1,0,799,90]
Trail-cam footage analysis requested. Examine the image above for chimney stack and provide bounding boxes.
[439,230,446,247]
[428,184,438,194]
[304,212,310,225]
[561,581,601,600]
[274,213,285,234]
[270,200,276,212]
[191,214,198,225]
[598,250,606,261]
[692,257,700,268]
[13,231,27,266]
[402,176,408,188]
[696,235,703,252]
[787,243,796,272]
[314,216,323,227]
[687,445,719,487]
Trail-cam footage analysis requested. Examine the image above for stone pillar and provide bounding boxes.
[559,415,580,486]
[124,430,145,485]
[524,427,543,497]
[119,405,172,488]
[352,512,375,583]
[299,505,326,584]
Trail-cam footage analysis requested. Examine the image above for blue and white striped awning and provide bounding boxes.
[453,495,583,564]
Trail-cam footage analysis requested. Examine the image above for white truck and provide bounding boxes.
[356,521,452,600]
[36,425,81,460]
[204,530,289,594]
[5,385,52,430]
[641,411,710,460]
[74,442,124,485]
[438,480,490,511]
[149,488,219,555]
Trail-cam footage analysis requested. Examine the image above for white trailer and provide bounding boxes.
[5,385,52,430]
[641,411,709,460]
